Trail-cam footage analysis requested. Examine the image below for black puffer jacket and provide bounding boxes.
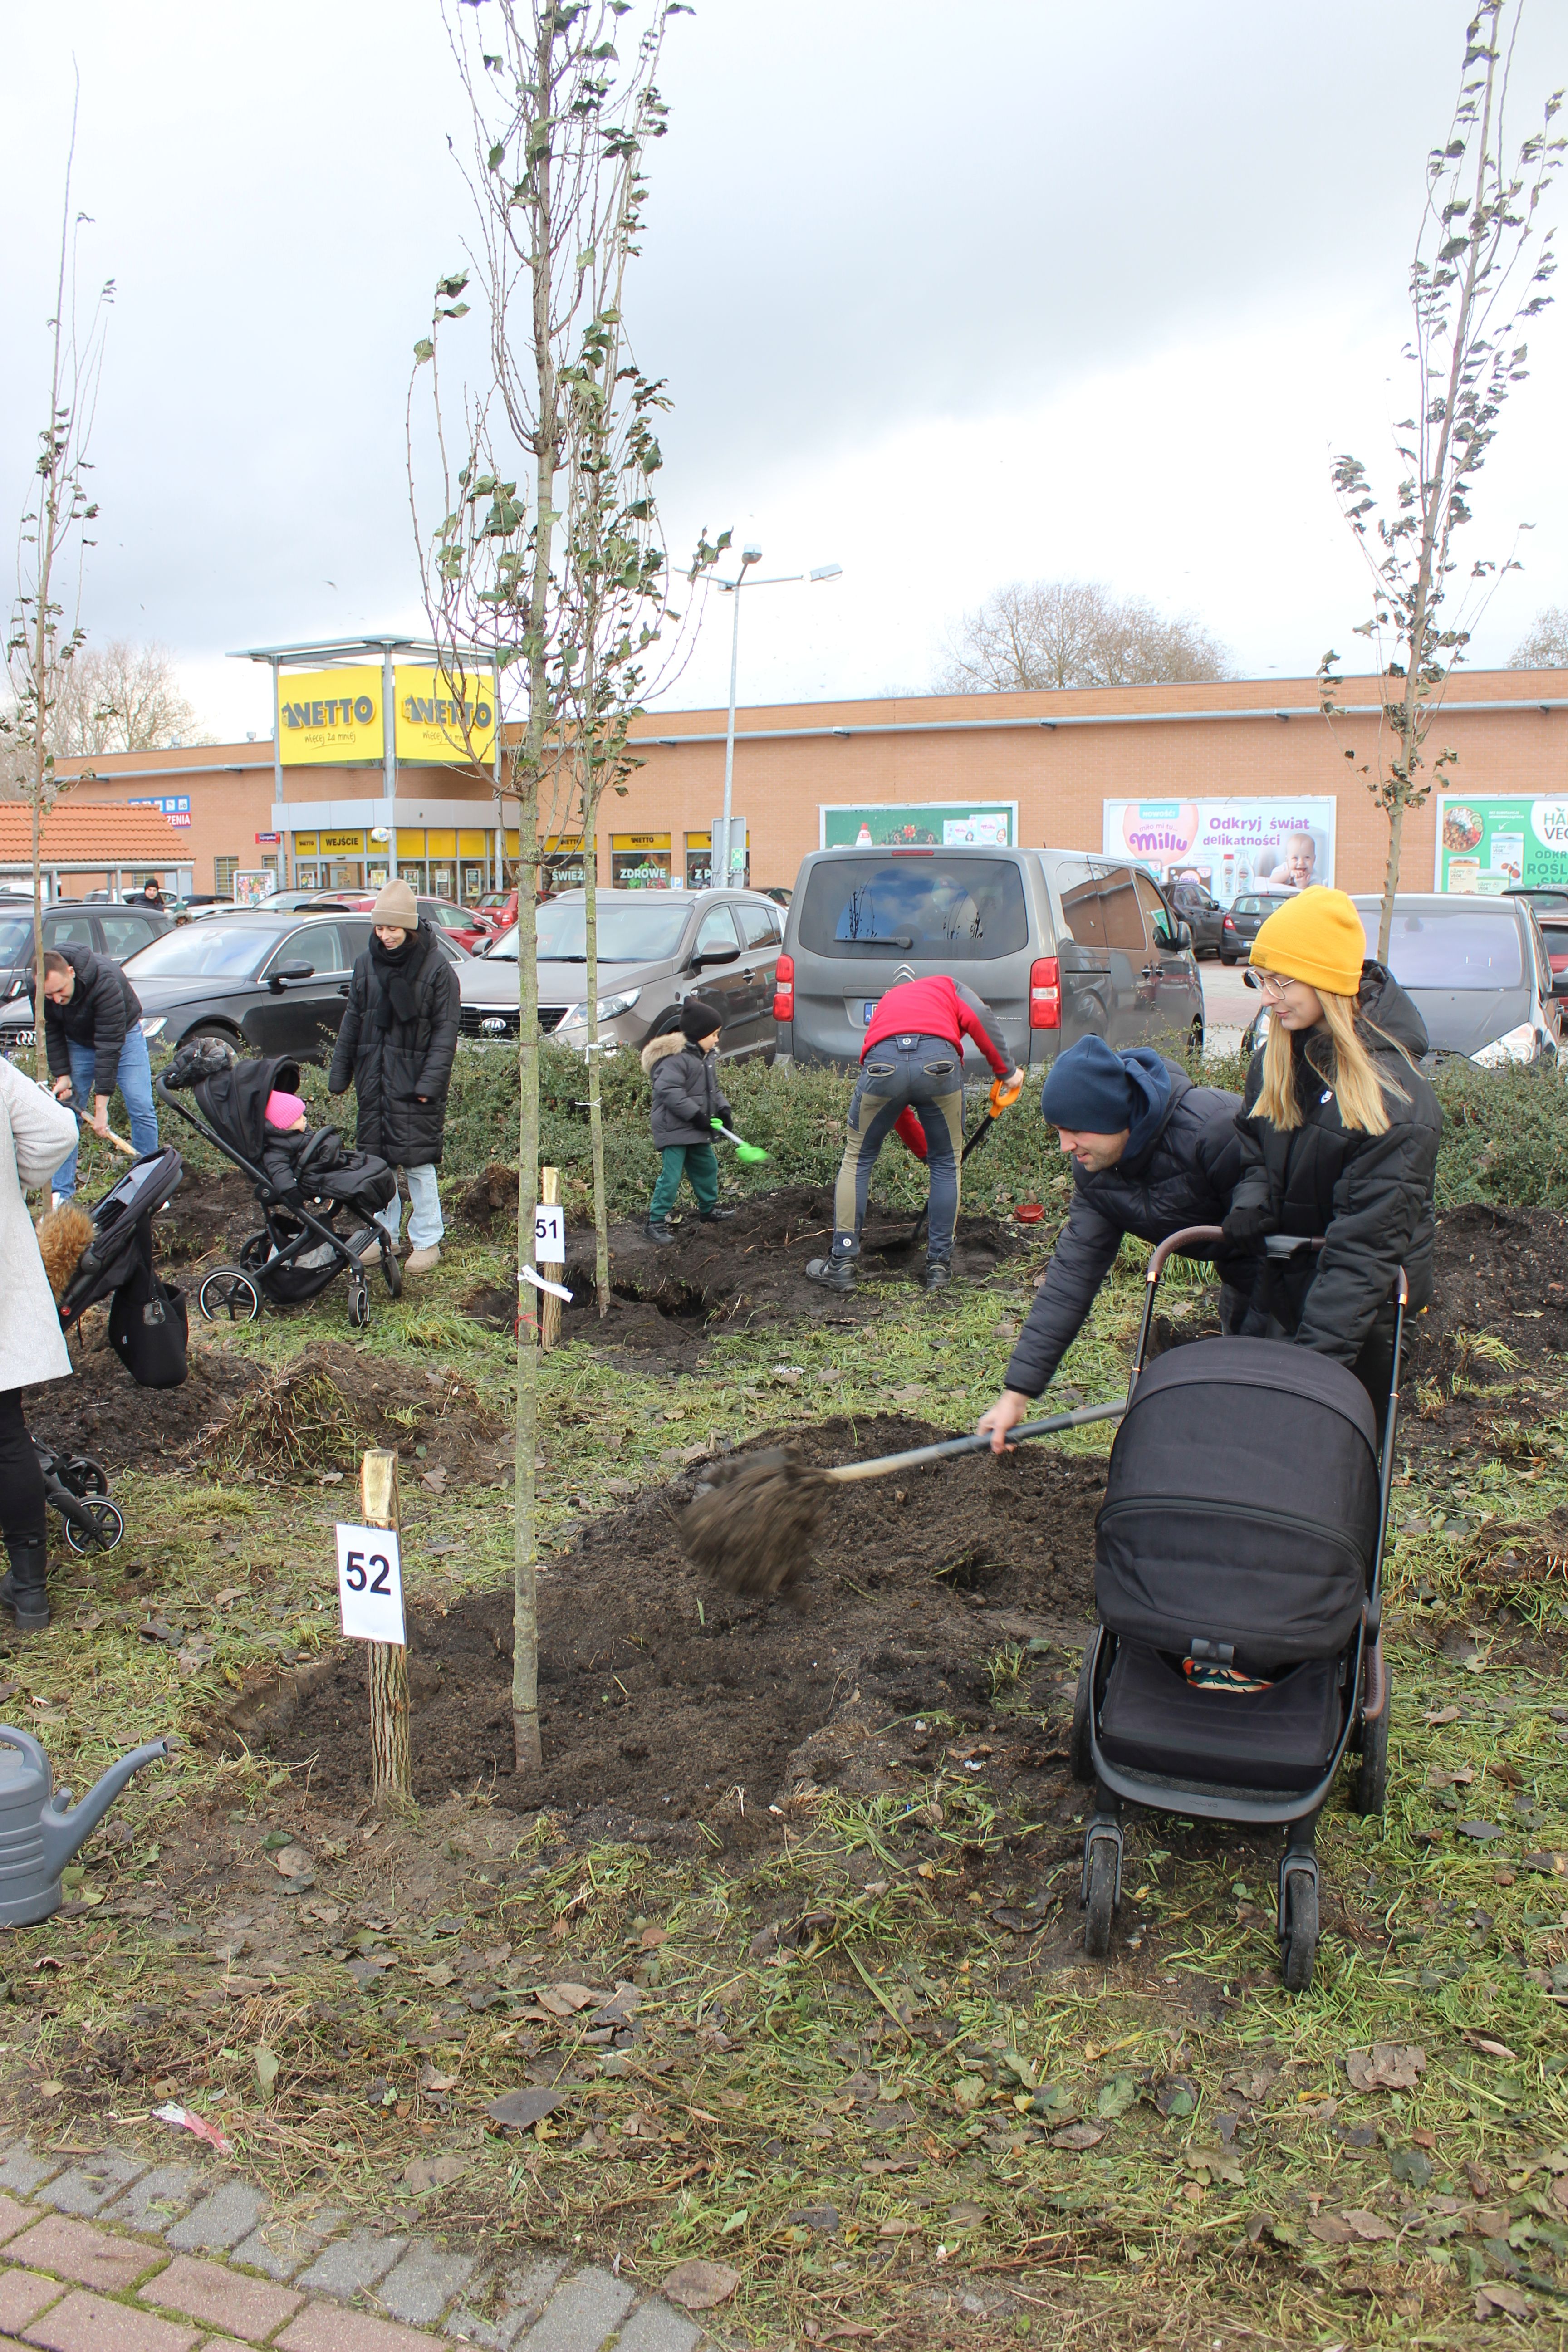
[642,1033,731,1149]
[43,945,142,1100]
[1004,1051,1245,1396]
[328,925,460,1168]
[1224,961,1441,1363]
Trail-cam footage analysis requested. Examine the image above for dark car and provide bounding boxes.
[1219,893,1274,964]
[1244,892,1567,1067]
[1166,877,1225,959]
[0,911,468,1067]
[1505,885,1568,980]
[0,898,175,1049]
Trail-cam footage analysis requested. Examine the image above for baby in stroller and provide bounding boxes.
[157,1043,402,1327]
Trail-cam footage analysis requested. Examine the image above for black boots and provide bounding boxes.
[0,1538,50,1633]
[700,1206,738,1222]
[805,1257,857,1292]
[644,1218,677,1247]
[925,1260,952,1293]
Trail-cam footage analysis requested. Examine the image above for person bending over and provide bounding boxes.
[807,970,1021,1296]
[42,945,159,1202]
[978,1034,1244,1451]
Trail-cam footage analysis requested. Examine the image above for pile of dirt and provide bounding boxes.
[466,1182,1028,1359]
[154,1168,260,1268]
[206,1341,510,1480]
[23,1337,263,1473]
[232,1412,1106,1838]
[1400,1202,1568,1445]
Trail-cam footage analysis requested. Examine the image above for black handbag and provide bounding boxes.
[108,1228,189,1389]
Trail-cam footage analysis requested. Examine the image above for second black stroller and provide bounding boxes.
[43,1142,189,1555]
[156,1043,401,1328]
[1071,1226,1403,1993]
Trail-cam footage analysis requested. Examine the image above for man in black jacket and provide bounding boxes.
[979,1035,1243,1450]
[328,880,460,1276]
[41,944,160,1201]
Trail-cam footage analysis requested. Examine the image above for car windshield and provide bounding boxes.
[1365,907,1523,990]
[0,914,35,962]
[487,902,691,962]
[798,856,1029,960]
[122,922,274,980]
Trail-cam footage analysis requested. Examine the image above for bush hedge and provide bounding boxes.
[145,1036,1568,1228]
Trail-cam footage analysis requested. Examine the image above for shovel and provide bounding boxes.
[909,1068,1026,1247]
[66,1096,140,1160]
[680,1395,1124,1597]
[712,1120,769,1166]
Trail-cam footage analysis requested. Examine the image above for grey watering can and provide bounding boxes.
[0,1726,168,1927]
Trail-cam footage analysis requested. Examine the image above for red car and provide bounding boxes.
[304,893,486,952]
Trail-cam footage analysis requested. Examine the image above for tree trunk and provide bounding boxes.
[360,1449,411,1809]
[30,796,45,1088]
[1377,795,1406,965]
[581,791,610,1317]
[511,748,542,1773]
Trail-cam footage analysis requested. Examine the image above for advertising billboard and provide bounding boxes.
[1102,797,1336,900]
[819,801,1017,849]
[278,667,381,766]
[394,667,496,765]
[1435,794,1568,892]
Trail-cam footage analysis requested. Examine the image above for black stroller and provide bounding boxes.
[155,1043,400,1329]
[1071,1226,1403,1992]
[43,1143,189,1556]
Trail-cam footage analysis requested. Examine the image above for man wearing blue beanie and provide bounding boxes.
[977,1035,1245,1450]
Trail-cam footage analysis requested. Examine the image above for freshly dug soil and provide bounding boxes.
[232,1413,1106,1840]
[464,1181,1028,1359]
[154,1167,261,1268]
[24,1336,262,1473]
[1400,1201,1568,1449]
[203,1340,510,1480]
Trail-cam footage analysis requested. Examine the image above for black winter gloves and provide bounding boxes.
[1222,1200,1277,1246]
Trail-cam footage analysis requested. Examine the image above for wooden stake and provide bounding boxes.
[361,1449,411,1808]
[539,1165,561,1353]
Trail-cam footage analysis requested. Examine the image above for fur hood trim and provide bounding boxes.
[641,1031,690,1076]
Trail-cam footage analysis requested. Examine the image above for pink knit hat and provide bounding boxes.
[264,1090,308,1128]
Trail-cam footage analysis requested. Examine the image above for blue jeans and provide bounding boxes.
[52,1028,160,1199]
[832,1032,966,1263]
[376,1162,444,1251]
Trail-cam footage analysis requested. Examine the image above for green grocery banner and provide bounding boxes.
[1436,794,1568,892]
[819,801,1016,849]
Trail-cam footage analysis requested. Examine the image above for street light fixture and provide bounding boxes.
[714,550,843,887]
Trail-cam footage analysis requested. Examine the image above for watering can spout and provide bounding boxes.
[39,1740,168,1877]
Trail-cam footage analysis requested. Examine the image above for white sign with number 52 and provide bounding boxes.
[335,1522,406,1646]
[534,1202,565,1263]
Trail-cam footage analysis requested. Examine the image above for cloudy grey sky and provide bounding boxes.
[3,0,1565,742]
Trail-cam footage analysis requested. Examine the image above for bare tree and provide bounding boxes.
[409,0,702,1772]
[0,86,113,1078]
[936,578,1233,693]
[1320,0,1563,960]
[50,640,204,755]
[1508,603,1568,666]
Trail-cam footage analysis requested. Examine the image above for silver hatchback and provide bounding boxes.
[774,846,1205,1072]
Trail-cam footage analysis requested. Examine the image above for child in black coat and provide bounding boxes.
[639,998,738,1245]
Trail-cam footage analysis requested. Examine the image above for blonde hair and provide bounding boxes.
[1256,989,1408,1134]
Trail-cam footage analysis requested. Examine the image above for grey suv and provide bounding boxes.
[457,887,784,1059]
[775,847,1204,1072]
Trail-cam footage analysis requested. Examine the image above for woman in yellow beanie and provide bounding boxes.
[1220,886,1441,1419]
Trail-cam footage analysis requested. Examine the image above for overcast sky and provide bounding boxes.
[3,0,1566,744]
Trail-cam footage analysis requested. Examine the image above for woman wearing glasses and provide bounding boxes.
[1220,886,1441,1419]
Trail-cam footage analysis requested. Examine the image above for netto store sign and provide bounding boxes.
[279,664,496,767]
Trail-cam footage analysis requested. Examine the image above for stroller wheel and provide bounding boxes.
[1070,1647,1096,1784]
[200,1270,261,1324]
[382,1246,402,1300]
[348,1279,371,1330]
[1279,1863,1319,1993]
[64,1498,124,1555]
[1353,1674,1391,1818]
[238,1231,273,1274]
[1082,1822,1121,1960]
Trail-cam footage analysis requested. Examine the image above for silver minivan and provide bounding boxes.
[774,847,1205,1072]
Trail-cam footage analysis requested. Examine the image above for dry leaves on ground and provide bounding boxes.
[662,2260,740,2310]
[1344,2043,1426,2093]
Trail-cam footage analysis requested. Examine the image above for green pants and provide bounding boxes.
[651,1141,719,1221]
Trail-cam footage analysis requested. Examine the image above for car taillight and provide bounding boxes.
[1029,956,1060,1029]
[1222,915,1236,931]
[773,951,794,1022]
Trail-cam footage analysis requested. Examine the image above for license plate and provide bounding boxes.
[862,999,879,1025]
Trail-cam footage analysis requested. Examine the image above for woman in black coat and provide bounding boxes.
[328,880,460,1275]
[1222,887,1441,1427]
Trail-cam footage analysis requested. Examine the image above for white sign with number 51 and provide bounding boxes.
[534,1201,565,1263]
[335,1522,406,1646]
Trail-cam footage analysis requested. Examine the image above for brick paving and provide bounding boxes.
[0,2138,709,2352]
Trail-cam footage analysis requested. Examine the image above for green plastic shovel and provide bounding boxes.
[713,1119,769,1166]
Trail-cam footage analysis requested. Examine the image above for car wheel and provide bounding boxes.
[1220,954,1236,967]
[181,1021,245,1054]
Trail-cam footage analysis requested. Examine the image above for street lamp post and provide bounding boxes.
[715,550,842,887]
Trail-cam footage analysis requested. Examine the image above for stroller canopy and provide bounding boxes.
[192,1054,304,1166]
[1095,1336,1382,1668]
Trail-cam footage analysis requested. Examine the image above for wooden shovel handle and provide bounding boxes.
[823,1398,1124,1485]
